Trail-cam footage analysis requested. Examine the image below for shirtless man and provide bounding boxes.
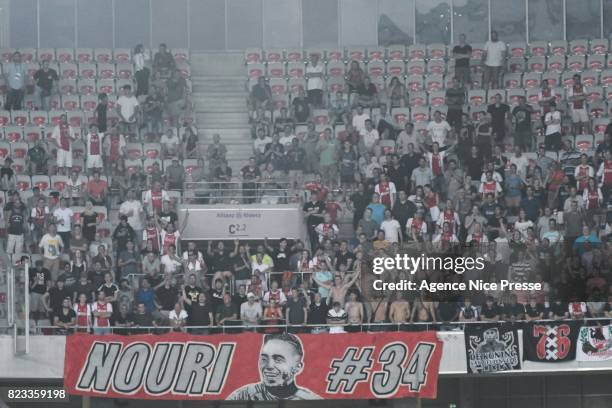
[389,292,411,323]
[369,292,389,325]
[314,271,360,305]
[344,291,364,324]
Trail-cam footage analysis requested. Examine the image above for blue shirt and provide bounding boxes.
[314,270,333,299]
[367,203,386,226]
[520,197,541,222]
[505,174,523,197]
[5,63,25,90]
[573,234,602,256]
[136,288,156,313]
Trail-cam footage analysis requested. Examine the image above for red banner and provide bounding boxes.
[64,331,442,400]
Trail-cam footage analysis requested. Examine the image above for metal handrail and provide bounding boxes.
[23,317,612,336]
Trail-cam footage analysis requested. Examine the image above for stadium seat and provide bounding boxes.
[0,141,9,161]
[3,126,22,144]
[542,72,560,87]
[24,125,42,143]
[93,48,112,64]
[285,49,303,63]
[411,106,429,123]
[32,175,50,192]
[48,110,63,126]
[367,60,385,78]
[409,91,427,107]
[406,75,423,92]
[287,62,304,78]
[20,48,36,63]
[113,48,132,64]
[25,62,39,80]
[126,143,143,160]
[56,48,74,63]
[547,55,565,73]
[59,79,77,95]
[575,134,594,151]
[78,63,96,79]
[567,55,585,71]
[247,62,265,79]
[48,94,61,110]
[504,73,522,89]
[143,143,161,159]
[116,63,134,79]
[80,94,98,112]
[37,48,55,62]
[326,76,344,93]
[588,100,606,117]
[507,57,525,73]
[391,107,410,127]
[97,63,115,79]
[367,48,384,62]
[585,85,604,103]
[602,69,612,86]
[508,42,527,58]
[386,60,405,77]
[97,79,115,94]
[407,60,425,75]
[346,47,366,62]
[60,63,78,80]
[528,56,546,73]
[11,110,28,126]
[75,48,93,64]
[386,45,406,61]
[428,90,446,107]
[326,61,345,78]
[29,111,47,127]
[0,48,14,62]
[561,71,576,87]
[61,95,79,111]
[550,40,568,55]
[245,48,263,64]
[0,111,9,127]
[183,159,200,175]
[51,175,68,192]
[427,43,446,59]
[581,70,599,86]
[269,77,287,96]
[590,39,609,55]
[266,62,285,79]
[265,49,283,63]
[288,78,305,96]
[408,44,426,60]
[528,42,548,56]
[468,89,486,106]
[507,89,525,106]
[15,175,31,191]
[570,40,589,56]
[470,43,486,60]
[522,72,541,89]
[67,111,83,128]
[427,60,445,75]
[23,94,37,111]
[425,75,443,91]
[587,54,605,71]
[324,49,343,62]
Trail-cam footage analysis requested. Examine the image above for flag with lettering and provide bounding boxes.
[464,325,520,374]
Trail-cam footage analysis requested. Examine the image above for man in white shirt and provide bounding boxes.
[160,128,180,159]
[396,122,418,155]
[53,198,73,250]
[116,84,139,136]
[426,110,452,148]
[51,113,77,175]
[119,189,144,243]
[351,105,370,134]
[482,31,506,89]
[85,123,104,175]
[305,54,324,108]
[380,209,402,244]
[544,101,562,151]
[361,119,380,153]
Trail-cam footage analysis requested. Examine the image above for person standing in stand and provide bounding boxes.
[91,291,113,335]
[51,114,76,176]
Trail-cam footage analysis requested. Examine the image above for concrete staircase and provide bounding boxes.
[190,52,252,172]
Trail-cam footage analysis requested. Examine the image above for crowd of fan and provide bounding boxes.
[6,32,612,336]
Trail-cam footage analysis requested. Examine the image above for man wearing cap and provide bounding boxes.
[240,292,263,326]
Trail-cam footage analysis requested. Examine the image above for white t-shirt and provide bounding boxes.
[119,200,143,230]
[53,207,74,233]
[279,134,296,148]
[352,113,370,134]
[544,111,561,135]
[39,233,64,259]
[484,40,506,67]
[117,95,139,123]
[426,120,451,146]
[362,129,380,150]
[169,309,188,323]
[509,155,529,176]
[253,136,272,154]
[380,219,402,243]
[161,254,182,274]
[306,62,324,90]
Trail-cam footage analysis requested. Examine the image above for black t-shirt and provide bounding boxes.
[445,87,466,110]
[133,312,154,327]
[335,251,355,270]
[88,270,106,289]
[98,283,119,300]
[8,209,25,235]
[386,164,408,193]
[437,302,459,322]
[525,304,543,318]
[217,302,238,321]
[183,285,202,310]
[350,192,370,221]
[550,302,568,318]
[466,155,485,180]
[308,302,329,324]
[48,287,72,314]
[73,281,96,303]
[504,303,526,318]
[55,308,76,324]
[292,98,310,123]
[512,105,533,132]
[156,285,178,310]
[210,250,232,273]
[34,68,59,91]
[241,166,260,181]
[209,288,224,313]
[189,302,212,326]
[303,200,325,227]
[481,303,500,319]
[30,268,50,294]
[286,297,307,324]
[271,248,291,272]
[452,45,472,67]
[487,104,510,129]
[96,103,107,132]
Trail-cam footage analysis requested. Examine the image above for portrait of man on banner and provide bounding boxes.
[228,333,321,400]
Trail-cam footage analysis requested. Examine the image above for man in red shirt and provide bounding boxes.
[85,124,104,176]
[86,170,108,209]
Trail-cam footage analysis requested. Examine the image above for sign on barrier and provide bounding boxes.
[64,331,443,400]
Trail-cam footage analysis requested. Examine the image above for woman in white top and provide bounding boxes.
[514,209,534,242]
[133,44,150,97]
